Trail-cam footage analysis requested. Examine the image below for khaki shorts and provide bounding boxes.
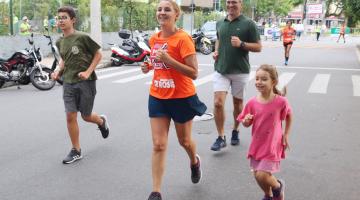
[213,71,249,99]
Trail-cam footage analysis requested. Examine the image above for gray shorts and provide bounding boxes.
[63,80,97,116]
[213,71,249,99]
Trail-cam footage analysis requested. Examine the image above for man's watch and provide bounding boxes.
[240,41,246,49]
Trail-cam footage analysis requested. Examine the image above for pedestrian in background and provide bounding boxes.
[238,64,293,200]
[19,16,31,36]
[281,21,296,66]
[51,6,110,164]
[211,0,261,151]
[337,23,346,43]
[140,1,206,199]
[315,23,321,41]
[43,16,49,33]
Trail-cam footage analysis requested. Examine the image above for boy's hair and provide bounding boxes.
[58,6,76,19]
[257,64,287,96]
[159,0,181,21]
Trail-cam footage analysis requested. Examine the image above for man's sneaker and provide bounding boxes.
[191,154,202,184]
[98,114,109,138]
[210,136,226,151]
[62,148,82,164]
[231,130,240,145]
[272,179,285,200]
[284,60,288,66]
[148,192,162,200]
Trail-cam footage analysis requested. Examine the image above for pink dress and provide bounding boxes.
[237,95,291,173]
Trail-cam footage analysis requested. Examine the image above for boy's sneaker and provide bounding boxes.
[272,179,285,200]
[191,154,202,184]
[147,192,162,200]
[230,130,240,145]
[62,148,82,164]
[211,136,226,151]
[98,114,109,138]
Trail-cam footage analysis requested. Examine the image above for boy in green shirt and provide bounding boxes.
[51,6,110,164]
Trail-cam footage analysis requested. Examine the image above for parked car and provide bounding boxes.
[200,21,217,51]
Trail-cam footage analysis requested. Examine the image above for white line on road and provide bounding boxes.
[278,72,296,89]
[98,68,140,80]
[356,47,360,65]
[249,71,256,81]
[113,72,153,83]
[308,74,330,94]
[194,73,213,86]
[197,64,360,71]
[96,67,124,73]
[352,75,360,96]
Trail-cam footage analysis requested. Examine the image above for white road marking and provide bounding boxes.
[194,73,213,86]
[352,75,360,96]
[308,74,331,94]
[113,71,153,83]
[277,72,296,89]
[98,68,140,80]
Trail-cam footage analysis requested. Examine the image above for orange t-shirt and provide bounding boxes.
[148,29,196,99]
[340,26,345,34]
[282,27,295,43]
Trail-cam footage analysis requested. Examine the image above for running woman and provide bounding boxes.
[237,64,293,200]
[141,1,207,199]
[281,21,296,66]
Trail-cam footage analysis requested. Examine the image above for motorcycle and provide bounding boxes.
[44,32,63,85]
[109,29,151,66]
[0,33,56,90]
[192,31,213,55]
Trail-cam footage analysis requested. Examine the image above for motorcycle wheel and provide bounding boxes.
[200,43,212,55]
[0,80,4,88]
[30,66,56,91]
[111,53,124,66]
[18,76,31,85]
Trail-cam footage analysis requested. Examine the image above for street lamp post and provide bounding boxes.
[9,0,13,35]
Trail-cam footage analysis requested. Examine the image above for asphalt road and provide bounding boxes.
[0,38,359,200]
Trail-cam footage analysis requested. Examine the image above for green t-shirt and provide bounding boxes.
[215,15,260,74]
[20,23,31,36]
[56,31,101,83]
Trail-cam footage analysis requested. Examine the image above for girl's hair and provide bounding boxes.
[257,64,287,96]
[159,0,182,21]
[58,6,76,19]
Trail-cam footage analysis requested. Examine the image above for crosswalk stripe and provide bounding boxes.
[98,68,140,80]
[249,71,256,81]
[194,73,213,86]
[308,74,331,94]
[352,75,360,96]
[113,72,153,83]
[277,72,296,89]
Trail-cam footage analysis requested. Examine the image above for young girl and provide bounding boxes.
[237,65,293,200]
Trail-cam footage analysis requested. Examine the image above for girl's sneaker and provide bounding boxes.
[272,179,285,200]
[148,192,162,200]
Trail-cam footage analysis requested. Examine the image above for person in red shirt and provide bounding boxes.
[281,21,296,66]
[337,23,346,43]
[141,1,206,199]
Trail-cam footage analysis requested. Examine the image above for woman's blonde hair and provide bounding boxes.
[159,0,182,21]
[257,64,287,96]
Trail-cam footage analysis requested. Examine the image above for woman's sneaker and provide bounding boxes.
[191,154,202,184]
[148,192,162,200]
[272,179,285,200]
[62,148,82,164]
